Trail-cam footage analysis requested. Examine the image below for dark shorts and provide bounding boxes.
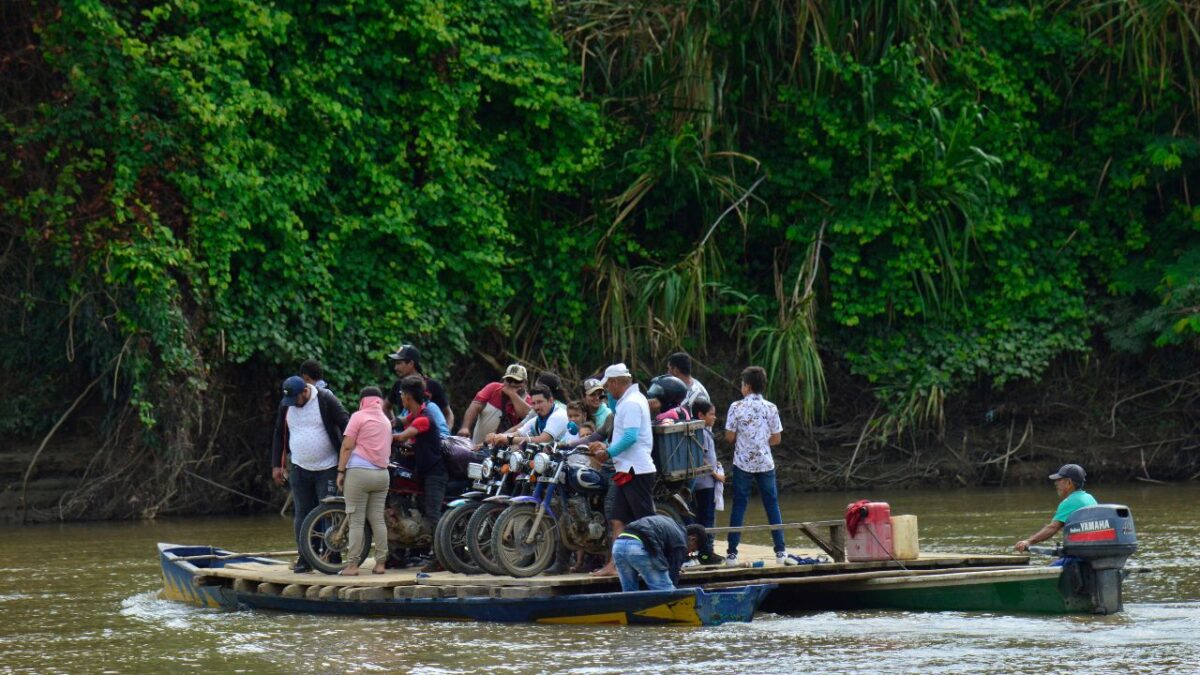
[611,471,656,524]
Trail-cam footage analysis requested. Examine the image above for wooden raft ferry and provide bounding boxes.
[160,502,1147,621]
[158,539,1047,624]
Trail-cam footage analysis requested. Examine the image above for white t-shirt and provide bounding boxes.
[518,405,569,442]
[611,384,655,475]
[287,385,338,471]
[681,377,710,409]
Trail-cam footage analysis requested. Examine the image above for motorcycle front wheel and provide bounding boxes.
[299,502,373,575]
[491,505,556,578]
[466,501,509,576]
[434,502,482,574]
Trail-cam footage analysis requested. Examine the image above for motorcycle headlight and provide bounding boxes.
[480,458,494,477]
[533,452,552,475]
[508,450,524,471]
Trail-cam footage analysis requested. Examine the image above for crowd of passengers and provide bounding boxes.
[271,346,797,583]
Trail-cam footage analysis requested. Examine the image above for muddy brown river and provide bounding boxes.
[1,484,1197,673]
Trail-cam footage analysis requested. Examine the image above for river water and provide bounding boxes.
[1,484,1197,674]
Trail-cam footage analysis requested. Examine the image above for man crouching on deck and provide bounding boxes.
[1015,463,1098,554]
[612,516,706,592]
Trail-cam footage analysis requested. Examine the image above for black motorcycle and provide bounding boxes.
[464,443,538,575]
[432,442,508,574]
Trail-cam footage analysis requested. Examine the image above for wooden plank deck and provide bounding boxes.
[192,541,1028,594]
[203,562,422,587]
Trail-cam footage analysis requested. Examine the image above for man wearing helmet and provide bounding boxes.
[645,375,692,422]
[649,352,710,415]
[1015,464,1098,552]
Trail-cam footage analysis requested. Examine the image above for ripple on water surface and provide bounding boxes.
[2,486,1199,674]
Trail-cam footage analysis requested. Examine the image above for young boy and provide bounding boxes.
[564,400,587,444]
[724,366,796,566]
[690,398,724,564]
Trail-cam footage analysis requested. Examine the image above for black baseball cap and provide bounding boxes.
[1049,464,1086,486]
[388,344,420,362]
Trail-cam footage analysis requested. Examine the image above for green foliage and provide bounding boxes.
[2,0,600,429]
[556,0,1198,429]
[3,0,1200,461]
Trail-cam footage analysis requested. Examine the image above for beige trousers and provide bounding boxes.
[344,467,389,566]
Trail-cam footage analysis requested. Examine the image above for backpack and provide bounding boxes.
[440,435,485,479]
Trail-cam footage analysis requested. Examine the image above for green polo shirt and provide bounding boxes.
[1053,489,1097,523]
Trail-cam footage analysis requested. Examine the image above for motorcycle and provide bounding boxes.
[463,443,538,575]
[490,444,612,577]
[432,442,509,574]
[298,449,465,575]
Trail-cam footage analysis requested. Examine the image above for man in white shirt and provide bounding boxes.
[588,363,656,576]
[271,376,349,573]
[486,385,569,445]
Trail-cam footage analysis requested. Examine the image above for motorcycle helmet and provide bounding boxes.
[646,375,688,411]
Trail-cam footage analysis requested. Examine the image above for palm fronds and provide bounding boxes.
[1076,0,1200,117]
[747,223,828,427]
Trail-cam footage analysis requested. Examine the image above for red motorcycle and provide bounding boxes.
[298,451,466,575]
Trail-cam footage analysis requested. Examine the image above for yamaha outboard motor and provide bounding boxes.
[1059,504,1137,614]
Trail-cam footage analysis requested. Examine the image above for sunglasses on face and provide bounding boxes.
[504,378,523,385]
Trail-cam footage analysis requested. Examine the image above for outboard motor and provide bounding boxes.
[1059,504,1137,614]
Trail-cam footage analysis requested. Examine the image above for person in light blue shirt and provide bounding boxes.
[1015,463,1098,552]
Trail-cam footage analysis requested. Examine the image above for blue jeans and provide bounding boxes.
[290,464,338,549]
[612,536,674,592]
[726,467,785,556]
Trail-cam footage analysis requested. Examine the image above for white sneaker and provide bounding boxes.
[777,553,799,566]
[724,554,739,567]
[681,558,700,568]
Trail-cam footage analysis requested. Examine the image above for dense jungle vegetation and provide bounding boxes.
[2,1,1198,521]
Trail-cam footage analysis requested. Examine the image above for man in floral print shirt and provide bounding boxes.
[723,366,798,566]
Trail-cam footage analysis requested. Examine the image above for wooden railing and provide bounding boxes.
[703,520,847,562]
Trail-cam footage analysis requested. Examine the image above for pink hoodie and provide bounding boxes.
[344,396,391,468]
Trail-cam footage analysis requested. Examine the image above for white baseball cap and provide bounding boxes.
[598,362,632,386]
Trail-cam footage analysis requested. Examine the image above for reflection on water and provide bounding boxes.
[0,485,1197,673]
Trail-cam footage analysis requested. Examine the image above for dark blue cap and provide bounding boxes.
[280,376,307,406]
[1049,464,1086,486]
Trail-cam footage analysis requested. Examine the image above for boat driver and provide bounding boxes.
[1014,463,1098,553]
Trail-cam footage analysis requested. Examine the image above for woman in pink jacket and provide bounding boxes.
[336,386,393,575]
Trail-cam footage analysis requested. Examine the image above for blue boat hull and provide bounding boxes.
[159,544,283,609]
[234,586,767,625]
[158,543,770,626]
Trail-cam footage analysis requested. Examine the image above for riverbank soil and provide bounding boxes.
[4,352,1196,523]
